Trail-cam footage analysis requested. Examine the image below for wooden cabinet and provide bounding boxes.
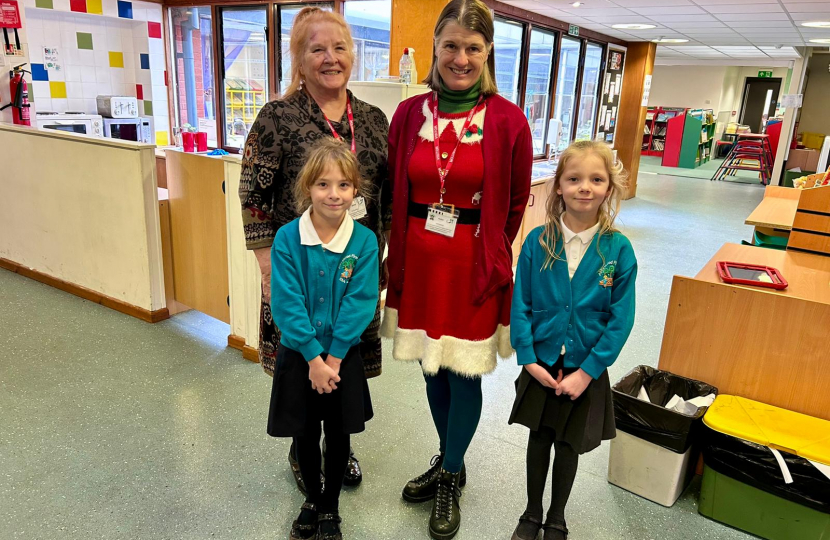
[512,181,551,266]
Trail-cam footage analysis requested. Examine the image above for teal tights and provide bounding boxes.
[424,368,483,473]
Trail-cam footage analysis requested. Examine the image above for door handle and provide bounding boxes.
[528,193,535,207]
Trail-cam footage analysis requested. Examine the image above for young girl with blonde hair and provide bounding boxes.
[508,140,637,540]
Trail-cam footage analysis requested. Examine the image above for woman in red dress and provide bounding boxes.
[381,1,532,537]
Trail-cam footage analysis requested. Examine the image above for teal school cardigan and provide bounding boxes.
[271,219,379,361]
[510,225,637,379]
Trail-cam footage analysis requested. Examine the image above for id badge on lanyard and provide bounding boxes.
[349,196,368,220]
[324,98,356,154]
[425,203,459,237]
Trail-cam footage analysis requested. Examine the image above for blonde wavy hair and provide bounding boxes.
[281,7,355,100]
[293,138,367,213]
[539,140,629,270]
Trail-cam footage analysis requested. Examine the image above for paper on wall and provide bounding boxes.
[615,74,622,96]
[599,105,608,129]
[602,73,611,98]
[641,74,652,106]
[608,84,615,103]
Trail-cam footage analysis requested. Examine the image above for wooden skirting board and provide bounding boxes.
[1,257,169,323]
[228,334,260,363]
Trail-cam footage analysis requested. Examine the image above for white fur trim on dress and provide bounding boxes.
[417,100,487,145]
[380,306,513,377]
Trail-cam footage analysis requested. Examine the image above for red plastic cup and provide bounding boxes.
[196,132,208,152]
[182,132,195,152]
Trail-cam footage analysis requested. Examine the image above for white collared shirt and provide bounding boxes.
[299,207,354,253]
[560,214,600,280]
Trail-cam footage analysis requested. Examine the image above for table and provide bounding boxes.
[744,185,800,232]
[657,243,830,420]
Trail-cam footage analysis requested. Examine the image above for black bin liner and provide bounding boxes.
[612,365,718,454]
[702,425,830,514]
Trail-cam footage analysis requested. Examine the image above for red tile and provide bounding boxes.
[70,0,87,12]
[136,84,143,100]
[148,22,162,39]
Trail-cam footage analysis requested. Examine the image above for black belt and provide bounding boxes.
[407,201,481,225]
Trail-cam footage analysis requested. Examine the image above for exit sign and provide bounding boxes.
[758,70,773,78]
[569,24,579,37]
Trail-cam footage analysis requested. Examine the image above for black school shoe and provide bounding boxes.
[542,518,568,540]
[511,512,543,540]
[317,513,342,540]
[289,502,318,540]
[428,469,462,540]
[289,442,325,496]
[402,453,467,503]
[321,441,363,487]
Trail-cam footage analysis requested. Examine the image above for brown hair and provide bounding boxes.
[281,7,355,99]
[539,140,629,270]
[423,0,498,96]
[293,138,367,213]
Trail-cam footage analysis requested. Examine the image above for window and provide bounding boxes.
[169,7,217,147]
[220,6,269,149]
[553,36,580,151]
[343,0,391,82]
[524,28,555,154]
[493,17,524,104]
[277,4,334,95]
[575,42,603,142]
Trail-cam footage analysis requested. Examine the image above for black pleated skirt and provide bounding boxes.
[267,345,374,438]
[508,356,616,455]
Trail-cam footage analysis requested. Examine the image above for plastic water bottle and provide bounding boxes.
[399,48,412,85]
[408,48,417,84]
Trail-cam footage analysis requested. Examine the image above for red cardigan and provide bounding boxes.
[386,92,533,305]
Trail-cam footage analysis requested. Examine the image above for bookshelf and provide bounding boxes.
[642,107,688,158]
[662,109,715,169]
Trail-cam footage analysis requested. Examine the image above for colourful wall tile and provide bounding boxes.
[69,0,86,12]
[156,131,168,146]
[139,53,149,70]
[35,0,53,8]
[77,32,93,50]
[31,63,49,81]
[143,100,153,116]
[50,81,68,99]
[86,0,102,14]
[148,22,161,39]
[109,51,124,68]
[117,0,132,19]
[135,84,143,100]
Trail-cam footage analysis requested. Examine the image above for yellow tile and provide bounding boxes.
[49,81,67,99]
[109,51,124,68]
[155,131,168,146]
[86,0,102,14]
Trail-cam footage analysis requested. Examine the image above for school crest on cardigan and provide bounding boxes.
[339,255,359,283]
[598,260,617,288]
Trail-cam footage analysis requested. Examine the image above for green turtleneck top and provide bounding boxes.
[438,79,482,113]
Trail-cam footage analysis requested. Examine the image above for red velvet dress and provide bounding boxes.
[383,102,512,377]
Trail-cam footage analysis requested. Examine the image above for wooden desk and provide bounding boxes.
[745,185,800,231]
[658,243,830,420]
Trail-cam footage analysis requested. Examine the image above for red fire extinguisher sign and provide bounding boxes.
[0,1,22,29]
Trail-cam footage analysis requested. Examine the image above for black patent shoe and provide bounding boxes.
[289,442,325,496]
[343,447,362,486]
[289,502,318,540]
[402,453,467,503]
[542,518,568,540]
[317,513,342,540]
[428,469,462,540]
[511,512,542,540]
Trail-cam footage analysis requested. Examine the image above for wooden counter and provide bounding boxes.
[658,243,830,420]
[744,185,800,231]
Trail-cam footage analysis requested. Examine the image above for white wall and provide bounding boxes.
[0,125,165,312]
[720,66,790,121]
[798,54,830,136]
[648,65,728,110]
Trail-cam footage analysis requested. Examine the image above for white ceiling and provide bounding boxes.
[500,0,829,63]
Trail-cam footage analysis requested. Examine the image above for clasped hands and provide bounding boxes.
[524,363,592,400]
[308,355,343,394]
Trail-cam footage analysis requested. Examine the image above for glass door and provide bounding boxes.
[219,6,269,149]
[523,27,556,155]
[553,36,581,151]
[575,42,603,142]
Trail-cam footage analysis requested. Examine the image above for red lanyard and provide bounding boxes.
[432,91,483,204]
[323,98,356,154]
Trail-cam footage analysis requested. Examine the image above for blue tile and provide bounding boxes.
[139,53,150,70]
[117,0,132,18]
[31,63,49,81]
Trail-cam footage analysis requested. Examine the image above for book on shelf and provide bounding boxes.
[644,125,651,135]
[656,113,668,122]
[646,112,654,120]
[654,126,667,137]
[652,140,665,151]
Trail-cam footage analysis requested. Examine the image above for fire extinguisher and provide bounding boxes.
[1,63,31,126]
